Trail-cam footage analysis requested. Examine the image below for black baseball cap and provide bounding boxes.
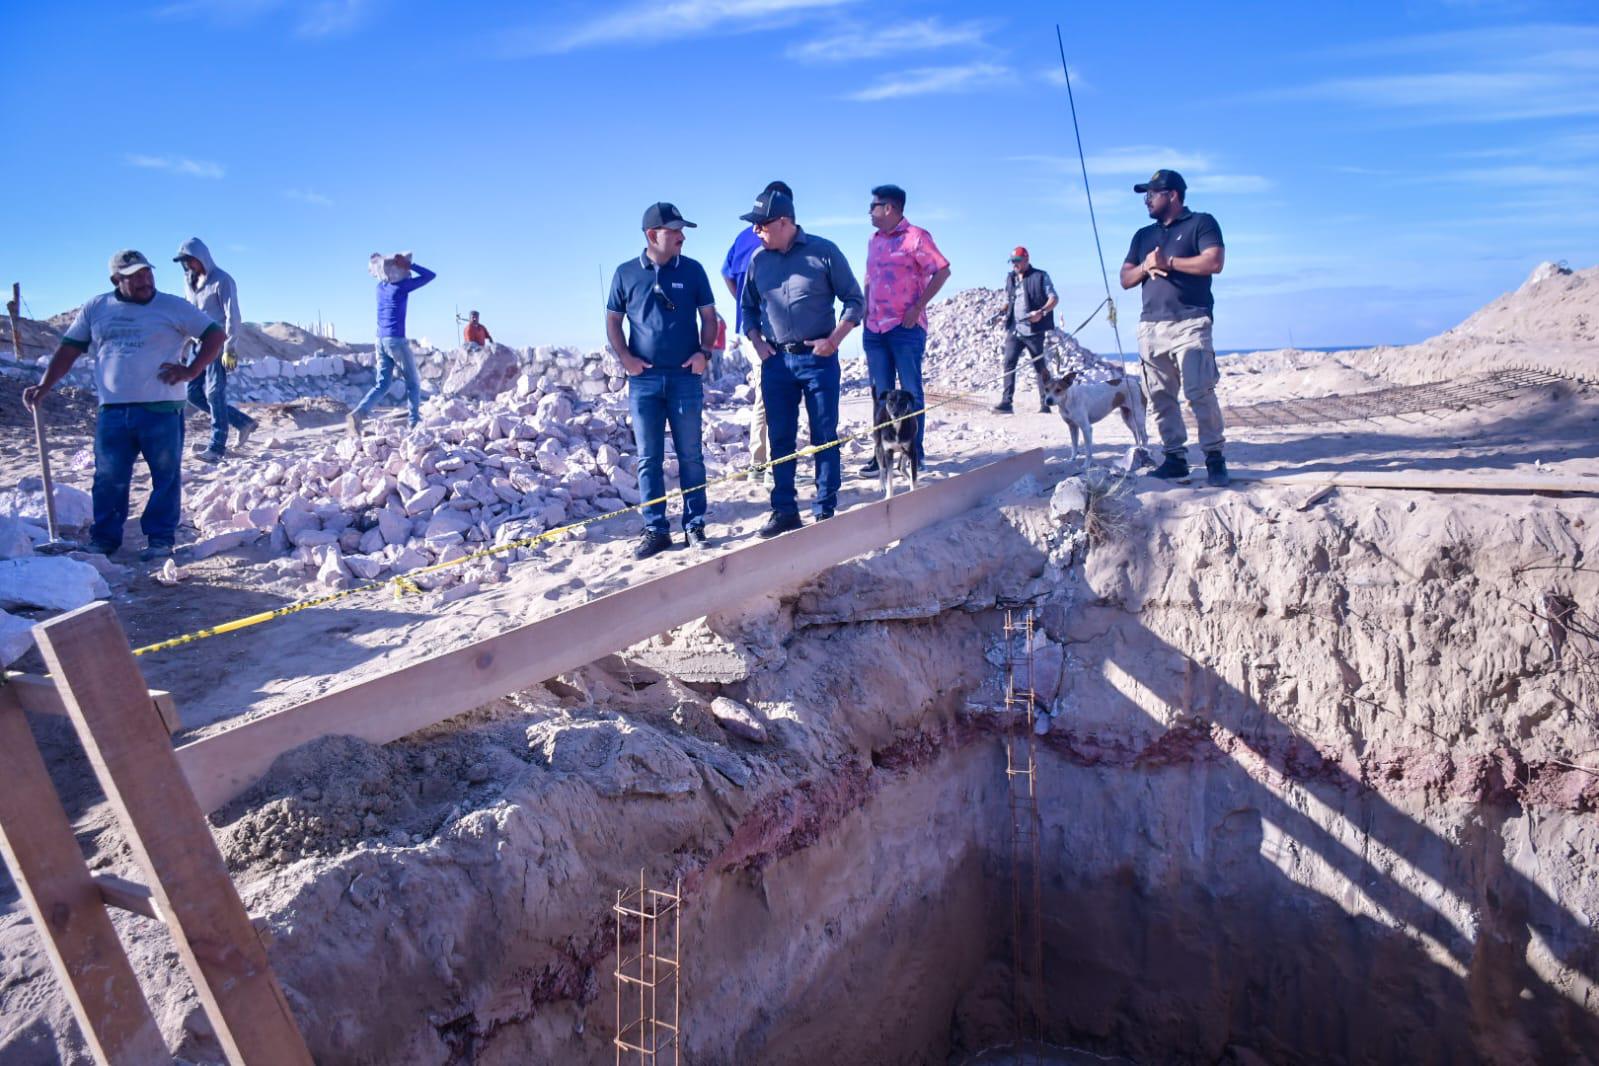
[739,189,796,225]
[1134,169,1187,194]
[642,202,696,231]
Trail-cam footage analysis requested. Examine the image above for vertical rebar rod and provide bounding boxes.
[1003,605,1047,1064]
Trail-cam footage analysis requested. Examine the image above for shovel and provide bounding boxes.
[10,283,80,554]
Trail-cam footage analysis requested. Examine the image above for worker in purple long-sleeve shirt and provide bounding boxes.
[347,252,435,435]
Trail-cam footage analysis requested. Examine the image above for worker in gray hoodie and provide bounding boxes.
[173,237,257,462]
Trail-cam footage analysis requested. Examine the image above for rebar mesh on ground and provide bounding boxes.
[1223,368,1571,429]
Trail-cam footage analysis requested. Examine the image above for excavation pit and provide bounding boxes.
[8,466,1590,1066]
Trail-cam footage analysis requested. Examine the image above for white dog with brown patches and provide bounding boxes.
[1040,369,1153,472]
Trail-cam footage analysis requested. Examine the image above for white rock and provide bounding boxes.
[0,609,35,667]
[1048,478,1089,525]
[281,509,320,540]
[190,528,261,560]
[0,557,110,611]
[391,546,429,572]
[346,554,385,580]
[710,697,769,743]
[403,484,447,516]
[0,516,34,559]
[376,508,410,545]
[153,558,187,586]
[8,479,93,530]
[316,547,350,588]
[289,525,338,548]
[66,551,127,581]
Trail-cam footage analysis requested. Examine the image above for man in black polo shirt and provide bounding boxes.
[1120,169,1230,487]
[738,188,865,538]
[605,202,719,559]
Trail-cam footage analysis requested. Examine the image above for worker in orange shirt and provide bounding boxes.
[463,310,493,349]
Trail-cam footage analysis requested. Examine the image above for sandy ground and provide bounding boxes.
[4,332,1596,737]
[2,264,1597,1063]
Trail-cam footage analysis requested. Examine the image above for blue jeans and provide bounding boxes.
[92,405,183,551]
[628,368,707,535]
[862,325,926,459]
[186,360,254,454]
[355,337,422,423]
[761,352,840,517]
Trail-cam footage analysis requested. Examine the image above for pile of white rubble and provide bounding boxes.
[924,287,1118,395]
[182,361,756,599]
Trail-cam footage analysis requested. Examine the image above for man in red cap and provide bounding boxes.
[995,247,1058,413]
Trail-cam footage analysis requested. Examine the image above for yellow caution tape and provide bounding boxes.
[132,353,1094,657]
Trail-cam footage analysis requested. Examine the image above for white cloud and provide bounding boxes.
[787,17,990,62]
[156,0,370,37]
[125,154,225,179]
[1199,173,1274,195]
[285,188,335,207]
[296,0,370,37]
[846,62,1014,102]
[1081,146,1213,177]
[522,0,856,54]
[1008,146,1271,198]
[1040,65,1088,90]
[1274,26,1599,124]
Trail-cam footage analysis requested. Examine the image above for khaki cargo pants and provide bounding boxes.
[749,378,770,469]
[1137,315,1226,456]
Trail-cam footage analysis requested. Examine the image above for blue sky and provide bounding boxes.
[3,0,1597,357]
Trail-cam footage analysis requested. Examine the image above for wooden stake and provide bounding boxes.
[0,682,168,1064]
[11,283,61,542]
[34,603,313,1066]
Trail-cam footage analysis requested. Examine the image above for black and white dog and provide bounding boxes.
[1040,369,1153,472]
[873,388,920,498]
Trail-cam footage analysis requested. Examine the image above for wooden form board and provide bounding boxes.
[5,670,181,734]
[34,604,314,1066]
[0,683,169,1064]
[177,448,1048,814]
[1237,469,1599,495]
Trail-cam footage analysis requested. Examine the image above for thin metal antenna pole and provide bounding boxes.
[1055,24,1125,363]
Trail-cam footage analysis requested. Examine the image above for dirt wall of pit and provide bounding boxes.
[4,473,1597,1065]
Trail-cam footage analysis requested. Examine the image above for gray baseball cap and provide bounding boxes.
[109,249,153,276]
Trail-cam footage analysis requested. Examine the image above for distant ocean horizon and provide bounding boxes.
[1216,344,1373,358]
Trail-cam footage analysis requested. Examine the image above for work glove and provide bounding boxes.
[221,349,238,372]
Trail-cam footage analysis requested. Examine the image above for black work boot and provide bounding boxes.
[758,512,803,539]
[1205,450,1231,488]
[633,529,674,559]
[992,400,1014,414]
[1148,451,1190,480]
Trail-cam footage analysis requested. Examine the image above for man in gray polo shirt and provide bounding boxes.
[737,188,865,537]
[23,250,224,560]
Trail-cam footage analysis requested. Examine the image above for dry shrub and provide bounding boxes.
[1081,467,1137,545]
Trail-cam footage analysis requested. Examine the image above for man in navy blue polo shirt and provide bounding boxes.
[1120,169,1230,487]
[606,202,719,559]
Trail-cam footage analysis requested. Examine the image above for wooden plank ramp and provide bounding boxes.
[176,448,1048,814]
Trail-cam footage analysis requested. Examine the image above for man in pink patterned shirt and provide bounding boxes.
[860,183,951,476]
